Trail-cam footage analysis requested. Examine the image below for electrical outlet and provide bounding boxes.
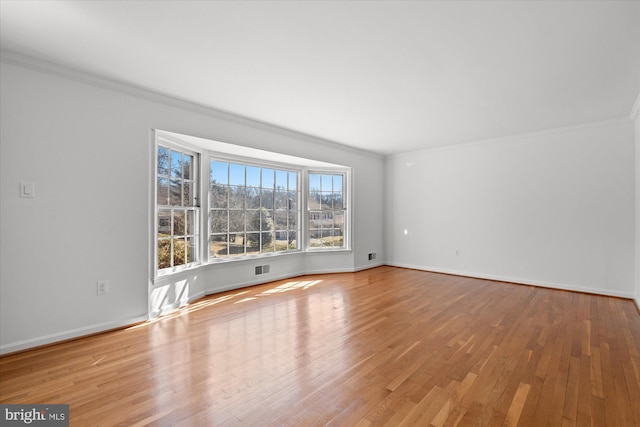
[368,252,376,261]
[97,280,109,296]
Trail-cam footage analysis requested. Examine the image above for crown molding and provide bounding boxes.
[387,116,633,159]
[0,49,383,160]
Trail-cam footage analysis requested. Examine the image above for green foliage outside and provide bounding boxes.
[158,236,190,269]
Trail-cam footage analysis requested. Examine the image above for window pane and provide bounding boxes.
[229,163,245,186]
[247,166,261,187]
[228,233,245,257]
[309,174,320,192]
[247,209,274,231]
[183,155,192,180]
[246,233,260,254]
[173,211,185,236]
[157,177,169,205]
[288,231,298,250]
[275,191,288,209]
[276,170,288,190]
[288,171,297,191]
[229,210,245,233]
[261,231,275,252]
[275,231,288,252]
[261,189,274,209]
[333,229,344,248]
[288,211,298,231]
[171,151,182,179]
[321,174,332,191]
[211,161,228,185]
[333,192,343,209]
[287,191,298,210]
[173,237,186,266]
[158,211,171,236]
[170,178,182,206]
[309,211,320,228]
[334,211,345,229]
[246,187,260,209]
[260,208,274,231]
[186,210,195,235]
[211,184,228,208]
[321,192,333,209]
[157,146,169,176]
[309,191,321,210]
[321,230,334,247]
[210,210,228,233]
[158,238,171,269]
[274,210,287,231]
[185,237,196,263]
[229,186,245,209]
[262,168,274,189]
[210,235,228,258]
[183,181,193,206]
[309,229,322,247]
[326,212,336,229]
[246,210,260,231]
[333,175,343,192]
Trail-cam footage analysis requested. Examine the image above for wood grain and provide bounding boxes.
[1,266,639,426]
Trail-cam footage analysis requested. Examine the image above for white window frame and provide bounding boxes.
[306,169,350,251]
[152,130,352,278]
[207,153,303,261]
[153,133,204,278]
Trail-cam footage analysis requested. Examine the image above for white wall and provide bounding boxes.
[385,120,636,298]
[0,57,384,354]
[634,101,640,309]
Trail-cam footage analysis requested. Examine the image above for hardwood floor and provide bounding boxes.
[1,266,639,426]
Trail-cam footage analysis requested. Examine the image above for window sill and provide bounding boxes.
[153,263,204,286]
[208,249,305,264]
[306,248,352,254]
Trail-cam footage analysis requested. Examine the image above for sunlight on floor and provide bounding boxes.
[259,280,323,295]
[128,280,325,329]
[234,297,257,304]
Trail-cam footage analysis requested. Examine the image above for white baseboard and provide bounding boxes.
[304,267,359,275]
[201,263,384,297]
[352,262,385,272]
[0,314,149,355]
[387,262,635,299]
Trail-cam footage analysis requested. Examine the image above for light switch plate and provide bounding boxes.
[20,182,34,198]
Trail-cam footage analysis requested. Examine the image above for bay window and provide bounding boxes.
[153,130,350,277]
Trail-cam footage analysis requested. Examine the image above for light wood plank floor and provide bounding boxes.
[1,266,639,426]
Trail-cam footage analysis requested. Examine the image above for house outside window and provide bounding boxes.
[308,172,347,249]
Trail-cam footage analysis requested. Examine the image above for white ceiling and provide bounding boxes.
[1,1,638,155]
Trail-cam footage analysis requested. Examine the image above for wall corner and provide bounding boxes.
[634,95,640,309]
